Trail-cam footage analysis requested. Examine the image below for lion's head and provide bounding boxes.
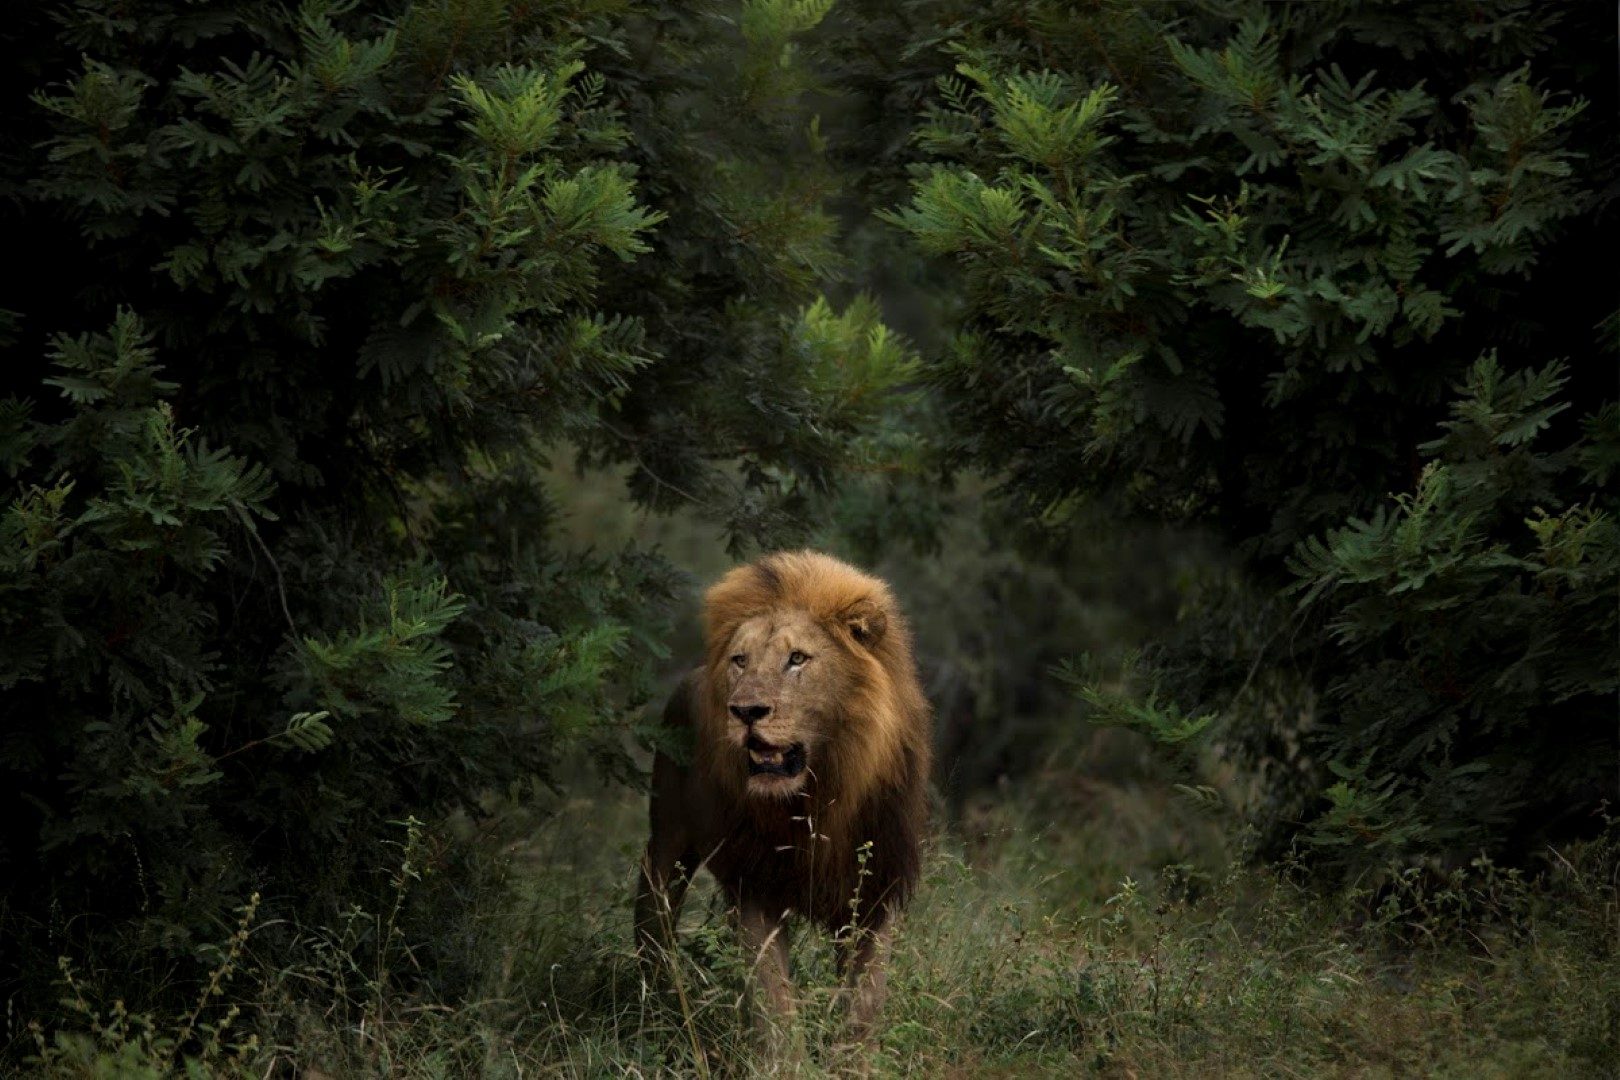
[698,551,926,809]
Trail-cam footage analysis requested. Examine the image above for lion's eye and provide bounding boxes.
[788,650,809,667]
[731,654,747,668]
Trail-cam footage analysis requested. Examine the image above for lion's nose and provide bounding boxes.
[729,703,772,725]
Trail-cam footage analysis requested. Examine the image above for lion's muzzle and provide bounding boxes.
[745,734,807,778]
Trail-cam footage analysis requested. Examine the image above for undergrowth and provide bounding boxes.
[12,759,1617,1078]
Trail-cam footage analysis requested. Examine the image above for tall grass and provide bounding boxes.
[16,749,1617,1077]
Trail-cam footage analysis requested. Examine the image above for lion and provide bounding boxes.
[634,550,932,1044]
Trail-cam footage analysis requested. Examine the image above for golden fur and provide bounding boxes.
[696,550,929,845]
[635,550,932,1038]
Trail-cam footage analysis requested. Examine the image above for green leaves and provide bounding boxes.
[741,0,835,41]
[521,624,630,742]
[295,0,398,93]
[29,60,168,221]
[891,62,1129,282]
[23,313,280,579]
[1440,66,1588,269]
[796,294,920,416]
[451,60,583,159]
[446,59,662,273]
[959,64,1119,167]
[1285,352,1616,854]
[541,165,662,260]
[0,0,950,1025]
[1426,354,1570,454]
[1168,15,1281,113]
[3,0,698,989]
[81,404,277,573]
[298,570,466,728]
[45,309,175,415]
[884,0,1613,871]
[1055,653,1216,747]
[1311,759,1428,853]
[883,169,1024,255]
[269,710,335,753]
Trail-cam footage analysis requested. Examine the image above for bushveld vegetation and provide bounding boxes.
[2,0,1614,1075]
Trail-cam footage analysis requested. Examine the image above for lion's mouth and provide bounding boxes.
[745,735,807,779]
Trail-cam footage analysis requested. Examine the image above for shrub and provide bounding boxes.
[0,0,913,1016]
[882,0,1616,867]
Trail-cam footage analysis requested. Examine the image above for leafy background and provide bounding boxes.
[1,0,1614,1075]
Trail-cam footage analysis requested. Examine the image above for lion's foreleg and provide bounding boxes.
[634,842,693,967]
[635,746,698,974]
[737,901,795,1050]
[837,921,893,1045]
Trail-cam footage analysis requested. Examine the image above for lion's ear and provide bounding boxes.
[843,599,888,649]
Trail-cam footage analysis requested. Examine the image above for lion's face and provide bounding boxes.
[719,609,850,798]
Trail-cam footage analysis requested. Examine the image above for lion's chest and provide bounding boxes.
[706,804,860,928]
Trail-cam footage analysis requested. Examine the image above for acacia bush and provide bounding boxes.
[882,0,1617,866]
[0,0,915,1012]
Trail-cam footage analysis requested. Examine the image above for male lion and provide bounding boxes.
[634,550,932,1043]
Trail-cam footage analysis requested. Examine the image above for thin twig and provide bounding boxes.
[233,502,296,637]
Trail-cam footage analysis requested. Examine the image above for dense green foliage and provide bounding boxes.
[884,0,1616,866]
[0,0,912,1006]
[2,0,1614,1067]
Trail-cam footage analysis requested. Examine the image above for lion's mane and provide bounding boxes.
[693,550,932,927]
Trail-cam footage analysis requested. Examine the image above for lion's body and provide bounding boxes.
[652,668,926,930]
[635,551,932,1040]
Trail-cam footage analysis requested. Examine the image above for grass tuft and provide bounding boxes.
[17,766,1618,1077]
